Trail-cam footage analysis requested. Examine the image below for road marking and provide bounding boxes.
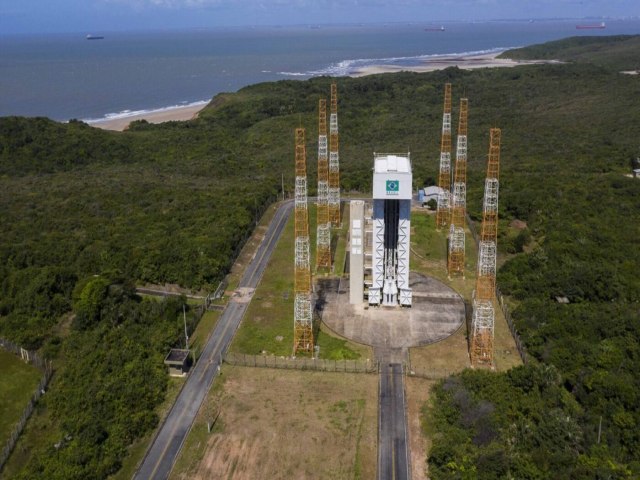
[245,205,291,287]
[137,202,293,479]
[400,366,410,480]
[148,406,188,479]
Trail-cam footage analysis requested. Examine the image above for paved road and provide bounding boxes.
[134,200,293,480]
[378,360,410,480]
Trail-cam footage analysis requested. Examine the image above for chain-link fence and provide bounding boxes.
[495,288,529,365]
[224,352,378,374]
[466,215,529,365]
[0,339,53,472]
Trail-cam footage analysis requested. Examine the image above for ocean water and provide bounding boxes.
[1,20,639,121]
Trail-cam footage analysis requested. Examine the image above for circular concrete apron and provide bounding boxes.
[320,272,465,349]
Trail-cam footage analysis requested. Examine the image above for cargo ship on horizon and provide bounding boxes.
[86,34,104,40]
[424,26,445,32]
[576,22,606,30]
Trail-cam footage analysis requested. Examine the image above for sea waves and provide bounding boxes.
[83,100,209,124]
[277,46,515,77]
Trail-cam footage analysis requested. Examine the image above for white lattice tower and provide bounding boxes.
[316,98,331,270]
[476,240,497,298]
[436,83,452,229]
[471,298,495,365]
[328,83,341,227]
[481,178,499,241]
[293,128,313,354]
[470,128,501,367]
[448,97,468,276]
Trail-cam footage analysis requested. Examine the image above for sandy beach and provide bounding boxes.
[89,51,555,131]
[351,51,558,77]
[88,102,206,131]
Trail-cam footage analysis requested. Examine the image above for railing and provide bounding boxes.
[495,288,529,365]
[224,352,378,374]
[0,339,53,472]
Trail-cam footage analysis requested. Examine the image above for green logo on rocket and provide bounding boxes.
[386,180,399,193]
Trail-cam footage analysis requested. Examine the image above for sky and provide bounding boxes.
[1,0,639,35]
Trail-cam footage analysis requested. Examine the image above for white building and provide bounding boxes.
[368,153,413,307]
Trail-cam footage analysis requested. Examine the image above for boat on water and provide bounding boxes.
[424,26,445,32]
[576,22,606,30]
[86,34,104,40]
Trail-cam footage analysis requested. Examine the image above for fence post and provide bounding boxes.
[0,340,53,473]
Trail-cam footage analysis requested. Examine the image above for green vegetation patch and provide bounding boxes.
[231,203,361,359]
[500,34,640,71]
[2,34,640,477]
[425,364,635,478]
[0,350,42,446]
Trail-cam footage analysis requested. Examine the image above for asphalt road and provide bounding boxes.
[378,361,410,480]
[133,200,293,480]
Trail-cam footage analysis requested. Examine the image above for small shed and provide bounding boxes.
[164,348,191,376]
[423,185,443,202]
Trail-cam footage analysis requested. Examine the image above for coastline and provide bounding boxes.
[87,102,206,131]
[350,51,559,77]
[88,51,555,131]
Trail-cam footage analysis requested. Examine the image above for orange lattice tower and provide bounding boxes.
[316,99,331,270]
[448,98,469,277]
[470,128,501,367]
[293,128,313,353]
[435,83,453,229]
[328,83,341,227]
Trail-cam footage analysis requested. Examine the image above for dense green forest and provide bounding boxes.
[1,34,639,477]
[427,36,640,479]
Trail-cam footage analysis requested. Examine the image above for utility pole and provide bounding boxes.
[183,304,189,350]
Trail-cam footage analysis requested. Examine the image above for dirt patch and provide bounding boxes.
[405,377,435,480]
[231,288,255,304]
[509,219,528,230]
[409,324,470,375]
[138,282,207,296]
[172,367,377,480]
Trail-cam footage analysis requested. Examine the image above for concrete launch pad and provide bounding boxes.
[319,272,465,350]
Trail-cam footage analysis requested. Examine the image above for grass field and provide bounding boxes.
[170,366,378,480]
[189,310,221,360]
[408,209,521,373]
[0,350,42,448]
[330,203,349,276]
[231,201,370,359]
[226,203,279,293]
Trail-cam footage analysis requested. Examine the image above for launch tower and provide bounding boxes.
[368,153,413,307]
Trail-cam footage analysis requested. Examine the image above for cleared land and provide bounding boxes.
[231,202,370,360]
[179,205,523,480]
[0,350,42,448]
[170,366,378,480]
[409,209,521,373]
